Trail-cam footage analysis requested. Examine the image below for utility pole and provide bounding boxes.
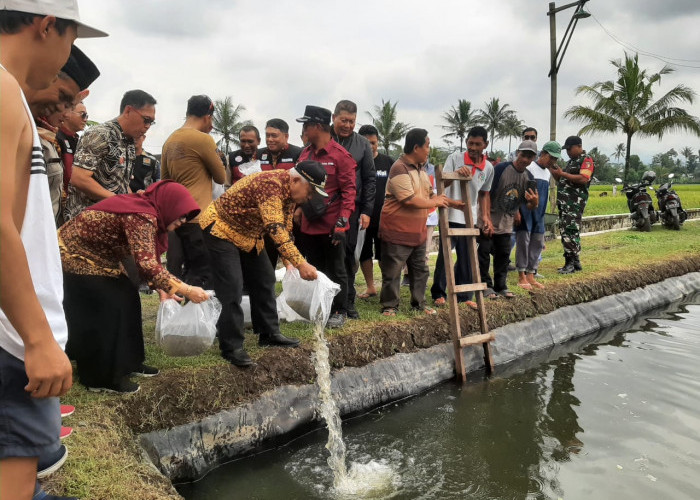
[546,0,591,217]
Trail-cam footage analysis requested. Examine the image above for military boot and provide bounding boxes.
[572,255,583,272]
[558,255,576,274]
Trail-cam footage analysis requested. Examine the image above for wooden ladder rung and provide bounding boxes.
[440,172,472,181]
[452,283,487,294]
[447,228,480,237]
[460,332,495,347]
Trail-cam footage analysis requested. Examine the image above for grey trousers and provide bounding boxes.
[515,231,545,273]
[379,240,428,310]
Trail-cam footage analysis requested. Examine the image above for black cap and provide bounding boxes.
[186,95,215,117]
[61,45,100,91]
[563,136,583,149]
[296,105,331,125]
[294,160,328,197]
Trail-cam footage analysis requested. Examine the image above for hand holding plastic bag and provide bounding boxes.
[156,292,221,356]
[278,269,340,325]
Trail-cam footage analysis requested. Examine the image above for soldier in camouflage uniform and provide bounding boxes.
[548,136,594,274]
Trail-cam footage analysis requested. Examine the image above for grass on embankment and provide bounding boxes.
[46,221,700,499]
[585,183,700,216]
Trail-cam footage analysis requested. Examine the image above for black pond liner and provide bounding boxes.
[139,272,700,484]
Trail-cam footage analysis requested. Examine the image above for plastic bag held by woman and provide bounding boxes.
[156,292,222,356]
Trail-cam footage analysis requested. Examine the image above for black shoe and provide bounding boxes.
[225,348,253,367]
[326,313,346,329]
[131,364,159,377]
[572,256,582,271]
[558,262,576,274]
[87,378,139,394]
[258,332,300,347]
[346,304,360,320]
[401,275,410,287]
[37,445,67,479]
[557,255,571,272]
[507,264,516,272]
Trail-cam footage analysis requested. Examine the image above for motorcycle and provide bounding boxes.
[616,170,658,232]
[655,173,687,230]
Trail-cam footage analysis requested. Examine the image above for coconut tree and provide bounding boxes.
[500,114,524,154]
[440,99,479,151]
[612,143,626,165]
[212,96,249,156]
[476,97,516,153]
[565,52,700,182]
[680,146,697,173]
[365,99,411,155]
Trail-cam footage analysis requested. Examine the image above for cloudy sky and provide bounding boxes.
[75,0,700,163]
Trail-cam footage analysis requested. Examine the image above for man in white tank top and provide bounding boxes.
[0,3,106,499]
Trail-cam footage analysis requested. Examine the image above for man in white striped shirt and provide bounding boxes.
[0,3,106,499]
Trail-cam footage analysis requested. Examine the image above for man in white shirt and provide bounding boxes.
[431,126,494,308]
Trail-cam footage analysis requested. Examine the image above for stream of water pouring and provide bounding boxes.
[311,320,349,487]
[311,321,398,498]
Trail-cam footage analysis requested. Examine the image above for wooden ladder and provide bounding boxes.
[435,166,495,382]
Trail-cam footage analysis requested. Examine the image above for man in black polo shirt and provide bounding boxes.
[331,99,376,320]
[228,124,261,185]
[260,118,302,171]
[129,134,159,192]
[357,124,393,298]
[259,118,303,266]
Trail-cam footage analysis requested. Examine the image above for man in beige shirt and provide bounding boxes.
[161,95,226,287]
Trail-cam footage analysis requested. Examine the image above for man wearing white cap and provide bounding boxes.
[0,2,106,499]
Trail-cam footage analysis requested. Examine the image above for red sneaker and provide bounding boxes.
[60,426,73,439]
[60,404,75,418]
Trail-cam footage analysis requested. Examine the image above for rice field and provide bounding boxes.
[581,184,700,216]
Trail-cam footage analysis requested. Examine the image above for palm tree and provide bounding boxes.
[565,52,700,182]
[365,99,411,155]
[500,114,524,154]
[680,146,697,173]
[612,143,626,164]
[477,98,516,153]
[212,96,250,156]
[440,99,479,151]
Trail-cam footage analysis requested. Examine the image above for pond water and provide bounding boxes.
[178,294,700,500]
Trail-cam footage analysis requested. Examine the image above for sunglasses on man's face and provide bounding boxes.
[131,107,156,127]
[73,111,88,120]
[523,134,537,140]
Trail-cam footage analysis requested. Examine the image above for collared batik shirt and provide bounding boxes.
[199,170,304,267]
[63,119,135,221]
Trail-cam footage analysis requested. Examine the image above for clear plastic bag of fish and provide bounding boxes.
[279,269,340,324]
[155,292,221,356]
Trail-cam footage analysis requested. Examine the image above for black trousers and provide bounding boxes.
[296,231,348,314]
[166,230,185,279]
[64,273,144,387]
[263,233,280,269]
[175,222,212,288]
[359,224,381,262]
[343,209,361,307]
[203,229,280,356]
[430,222,475,302]
[477,232,512,292]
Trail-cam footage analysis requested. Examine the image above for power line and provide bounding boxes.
[590,11,700,69]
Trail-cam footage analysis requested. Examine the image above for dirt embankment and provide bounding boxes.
[113,255,700,435]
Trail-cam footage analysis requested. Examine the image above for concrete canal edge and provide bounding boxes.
[140,271,700,483]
